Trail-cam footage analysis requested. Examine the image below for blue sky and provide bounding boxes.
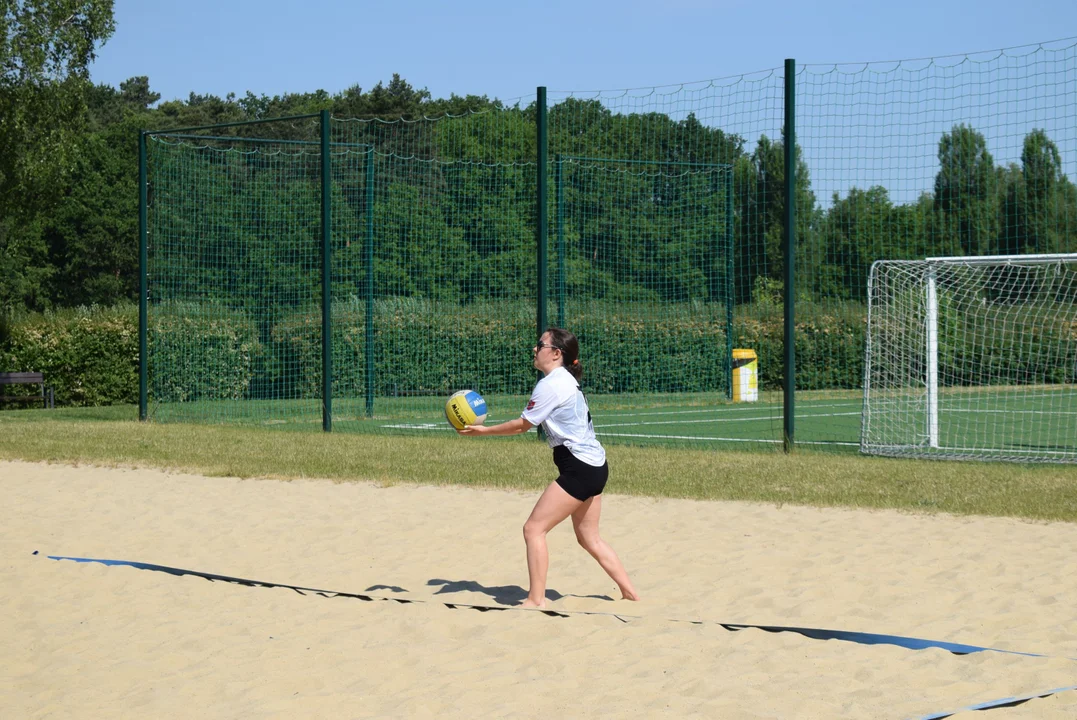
[90,0,1077,104]
[90,1,1077,206]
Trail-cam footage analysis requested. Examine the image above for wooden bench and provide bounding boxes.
[0,372,54,409]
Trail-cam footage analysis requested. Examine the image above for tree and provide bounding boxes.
[733,132,817,304]
[995,162,1025,256]
[1054,177,1077,255]
[814,186,891,300]
[1021,129,1063,254]
[1,0,116,201]
[38,116,139,306]
[934,124,997,257]
[119,75,158,109]
[0,0,115,312]
[332,74,432,120]
[153,90,246,131]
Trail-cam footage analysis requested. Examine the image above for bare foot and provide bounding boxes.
[621,589,641,601]
[520,598,546,609]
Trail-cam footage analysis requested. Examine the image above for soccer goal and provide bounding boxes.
[861,254,1077,463]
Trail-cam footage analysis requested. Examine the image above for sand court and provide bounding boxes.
[3,459,1077,718]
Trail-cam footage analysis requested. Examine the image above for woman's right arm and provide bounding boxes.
[458,417,533,436]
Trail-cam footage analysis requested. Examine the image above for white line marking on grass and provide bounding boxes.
[595,411,860,429]
[870,444,1075,457]
[598,432,782,443]
[783,401,867,411]
[376,421,862,447]
[595,431,859,446]
[942,408,1077,416]
[598,401,862,419]
[599,407,767,419]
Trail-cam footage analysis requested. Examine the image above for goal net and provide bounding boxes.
[862,254,1077,463]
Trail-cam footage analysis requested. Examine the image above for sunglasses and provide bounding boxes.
[533,342,561,352]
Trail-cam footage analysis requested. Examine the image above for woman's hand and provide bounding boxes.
[457,424,489,435]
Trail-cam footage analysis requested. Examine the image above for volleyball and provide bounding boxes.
[445,389,488,430]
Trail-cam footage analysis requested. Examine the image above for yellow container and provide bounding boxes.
[732,349,758,403]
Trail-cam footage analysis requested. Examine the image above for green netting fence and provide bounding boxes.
[141,38,1077,454]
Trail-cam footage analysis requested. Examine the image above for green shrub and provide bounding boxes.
[272,298,866,397]
[734,300,867,391]
[1,305,139,406]
[372,297,535,396]
[149,302,263,403]
[21,296,1049,407]
[267,301,368,400]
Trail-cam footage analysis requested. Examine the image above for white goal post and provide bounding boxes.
[862,254,1077,463]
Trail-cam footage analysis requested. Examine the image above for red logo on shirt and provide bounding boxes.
[526,400,536,410]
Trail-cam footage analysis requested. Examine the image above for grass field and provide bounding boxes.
[376,395,861,449]
[864,385,1077,461]
[144,389,864,451]
[142,383,1077,460]
[3,402,1077,523]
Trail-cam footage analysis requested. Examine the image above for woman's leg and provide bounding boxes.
[521,481,582,608]
[571,495,640,601]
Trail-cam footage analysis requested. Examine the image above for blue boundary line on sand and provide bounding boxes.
[42,554,1077,717]
[911,685,1077,720]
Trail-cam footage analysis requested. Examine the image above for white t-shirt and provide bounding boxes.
[521,366,606,467]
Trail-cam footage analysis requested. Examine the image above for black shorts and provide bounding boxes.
[553,445,609,502]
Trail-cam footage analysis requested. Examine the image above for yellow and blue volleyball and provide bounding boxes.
[445,389,488,430]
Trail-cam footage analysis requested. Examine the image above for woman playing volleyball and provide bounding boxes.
[458,328,640,609]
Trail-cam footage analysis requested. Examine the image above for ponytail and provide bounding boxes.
[545,327,582,382]
[565,357,583,382]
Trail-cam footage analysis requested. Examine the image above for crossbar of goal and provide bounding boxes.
[925,253,1077,265]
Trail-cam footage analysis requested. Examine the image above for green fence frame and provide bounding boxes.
[139,79,801,449]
